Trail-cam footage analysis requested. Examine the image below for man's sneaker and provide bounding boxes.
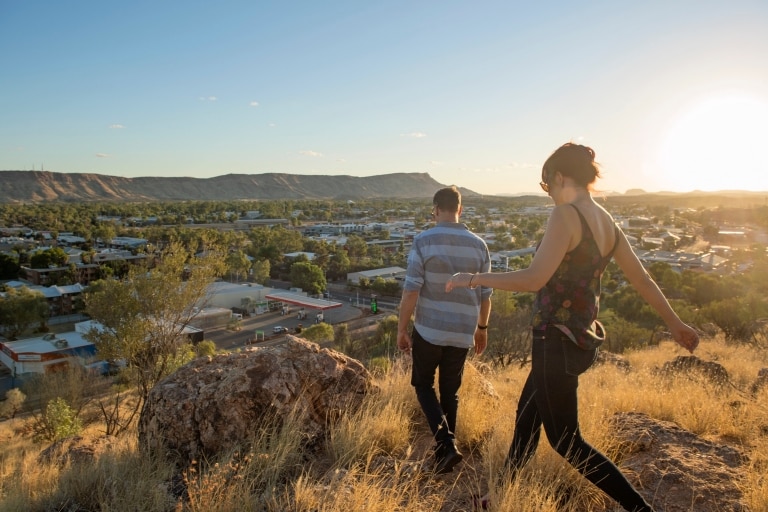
[434,441,463,474]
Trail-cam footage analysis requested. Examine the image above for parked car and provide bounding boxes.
[272,326,289,334]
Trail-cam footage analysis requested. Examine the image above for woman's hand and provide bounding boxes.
[445,272,475,292]
[671,322,700,353]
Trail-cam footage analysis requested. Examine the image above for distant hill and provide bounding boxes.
[0,171,480,203]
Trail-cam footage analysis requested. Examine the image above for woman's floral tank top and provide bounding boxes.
[531,204,620,349]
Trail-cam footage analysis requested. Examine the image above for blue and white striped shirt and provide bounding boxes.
[403,222,492,348]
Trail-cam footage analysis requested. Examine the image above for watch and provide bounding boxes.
[477,324,488,330]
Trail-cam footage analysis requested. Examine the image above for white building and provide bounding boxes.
[346,266,407,284]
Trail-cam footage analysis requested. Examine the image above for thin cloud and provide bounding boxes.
[95,153,111,158]
[299,150,323,157]
[249,101,260,107]
[198,96,218,101]
[508,161,537,169]
[109,124,124,129]
[401,132,427,138]
[429,160,443,166]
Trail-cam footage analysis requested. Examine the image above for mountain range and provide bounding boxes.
[0,170,480,203]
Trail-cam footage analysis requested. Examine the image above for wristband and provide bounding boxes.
[477,324,488,330]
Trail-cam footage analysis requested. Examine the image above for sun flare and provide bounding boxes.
[657,94,768,192]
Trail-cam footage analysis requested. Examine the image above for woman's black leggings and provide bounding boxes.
[506,326,654,512]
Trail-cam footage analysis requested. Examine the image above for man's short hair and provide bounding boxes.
[433,186,461,213]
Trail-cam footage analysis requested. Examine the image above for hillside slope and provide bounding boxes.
[0,171,476,203]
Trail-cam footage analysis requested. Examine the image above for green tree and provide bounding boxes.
[328,249,351,280]
[226,250,251,283]
[251,258,271,285]
[701,296,766,341]
[83,239,225,432]
[371,277,401,297]
[345,234,368,265]
[0,286,49,339]
[300,322,334,343]
[601,315,655,353]
[93,222,117,247]
[370,314,398,358]
[333,323,353,354]
[0,253,20,279]
[289,261,326,295]
[29,246,69,268]
[195,340,217,357]
[484,292,533,368]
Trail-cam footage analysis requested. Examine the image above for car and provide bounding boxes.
[272,326,289,334]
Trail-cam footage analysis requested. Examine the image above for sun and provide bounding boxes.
[657,93,768,192]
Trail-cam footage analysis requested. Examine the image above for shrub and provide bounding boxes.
[0,388,26,419]
[36,397,83,442]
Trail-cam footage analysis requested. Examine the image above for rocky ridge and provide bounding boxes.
[0,170,477,203]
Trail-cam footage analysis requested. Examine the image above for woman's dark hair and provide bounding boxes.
[433,185,461,213]
[542,143,601,189]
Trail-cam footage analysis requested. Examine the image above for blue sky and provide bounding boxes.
[2,0,768,196]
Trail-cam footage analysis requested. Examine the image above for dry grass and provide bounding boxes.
[1,336,767,511]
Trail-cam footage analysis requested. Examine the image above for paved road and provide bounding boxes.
[205,301,368,351]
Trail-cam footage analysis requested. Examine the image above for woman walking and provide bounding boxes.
[446,143,698,512]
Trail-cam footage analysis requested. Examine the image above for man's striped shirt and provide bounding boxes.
[403,222,492,349]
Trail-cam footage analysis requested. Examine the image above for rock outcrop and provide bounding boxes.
[38,435,119,466]
[138,336,374,466]
[751,367,768,395]
[609,412,747,512]
[656,355,730,386]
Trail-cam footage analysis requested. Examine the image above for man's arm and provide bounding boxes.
[474,296,492,355]
[397,289,419,353]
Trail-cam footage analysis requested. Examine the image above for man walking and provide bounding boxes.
[397,185,492,474]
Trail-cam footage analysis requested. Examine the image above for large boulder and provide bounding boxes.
[138,336,374,466]
[608,412,747,512]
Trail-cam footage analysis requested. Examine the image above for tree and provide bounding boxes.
[333,323,353,355]
[93,223,117,247]
[226,250,251,282]
[83,239,225,433]
[328,249,351,281]
[0,286,49,340]
[371,277,401,297]
[251,258,271,285]
[195,340,217,357]
[484,292,533,368]
[289,261,326,295]
[701,296,766,341]
[29,247,69,268]
[371,314,398,358]
[299,322,334,343]
[0,253,20,279]
[345,234,368,264]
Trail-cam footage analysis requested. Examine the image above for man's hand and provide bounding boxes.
[397,330,412,354]
[474,329,488,356]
